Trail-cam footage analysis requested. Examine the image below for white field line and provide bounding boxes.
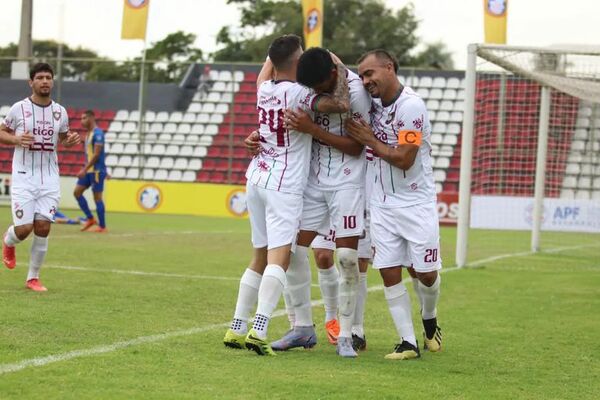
[467,243,600,268]
[43,265,322,288]
[0,243,595,375]
[51,230,239,239]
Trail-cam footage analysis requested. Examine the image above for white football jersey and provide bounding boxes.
[307,70,370,191]
[2,98,69,188]
[369,86,436,208]
[245,80,317,195]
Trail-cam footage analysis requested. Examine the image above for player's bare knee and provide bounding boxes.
[93,192,103,202]
[249,247,268,274]
[33,220,51,237]
[416,270,438,287]
[379,266,403,287]
[313,248,333,269]
[407,266,418,279]
[358,258,369,272]
[14,224,33,240]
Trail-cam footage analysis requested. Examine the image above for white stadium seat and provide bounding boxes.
[114,110,128,121]
[432,122,446,135]
[435,157,450,169]
[218,70,233,82]
[167,170,183,181]
[440,100,454,111]
[196,113,210,123]
[155,111,169,123]
[151,144,166,155]
[405,76,419,87]
[188,159,202,170]
[180,146,193,157]
[142,169,155,180]
[122,122,137,133]
[172,134,185,143]
[109,121,123,132]
[447,123,461,135]
[190,125,205,135]
[432,77,446,88]
[124,143,138,154]
[560,189,575,199]
[105,155,118,167]
[443,135,457,146]
[210,114,224,124]
[207,92,221,103]
[443,89,457,100]
[166,145,179,156]
[154,169,168,180]
[110,143,124,154]
[126,168,139,179]
[174,158,188,170]
[433,169,446,182]
[158,133,172,142]
[118,155,132,167]
[146,156,160,168]
[215,104,229,114]
[198,136,213,146]
[426,100,439,110]
[194,146,207,157]
[112,167,126,179]
[177,124,192,135]
[417,88,429,98]
[182,171,196,182]
[205,125,218,136]
[447,77,460,89]
[575,190,590,200]
[129,110,140,121]
[563,176,577,188]
[234,70,245,82]
[169,112,183,123]
[419,76,433,88]
[188,103,202,113]
[164,123,177,134]
[183,113,196,123]
[435,111,450,122]
[145,111,156,122]
[431,133,443,145]
[202,103,216,113]
[160,157,174,169]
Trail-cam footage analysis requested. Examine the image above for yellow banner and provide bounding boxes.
[121,0,150,40]
[302,0,323,48]
[484,0,507,44]
[105,180,248,218]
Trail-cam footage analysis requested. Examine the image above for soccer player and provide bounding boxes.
[222,35,350,356]
[74,110,107,233]
[345,49,443,360]
[271,48,370,358]
[0,62,80,291]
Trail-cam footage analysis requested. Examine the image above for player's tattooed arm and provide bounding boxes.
[311,67,350,114]
[0,123,34,148]
[285,109,363,156]
[344,118,418,170]
[256,58,275,89]
[59,131,81,148]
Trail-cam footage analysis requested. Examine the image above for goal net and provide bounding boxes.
[456,44,600,267]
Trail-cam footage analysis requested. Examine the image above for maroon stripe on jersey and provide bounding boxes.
[277,148,289,191]
[20,103,26,165]
[40,106,45,184]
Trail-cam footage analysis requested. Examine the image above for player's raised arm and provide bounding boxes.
[256,58,275,89]
[344,117,419,170]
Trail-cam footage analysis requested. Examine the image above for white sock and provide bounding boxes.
[4,225,21,246]
[286,246,313,327]
[318,264,339,323]
[384,282,416,347]
[230,268,262,334]
[352,272,367,338]
[412,277,424,312]
[253,264,286,339]
[282,286,295,329]
[27,235,48,281]
[419,274,441,320]
[337,247,359,338]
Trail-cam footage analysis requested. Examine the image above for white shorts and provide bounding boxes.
[311,229,335,251]
[310,210,372,259]
[300,187,364,239]
[371,201,442,273]
[11,185,60,226]
[246,182,302,250]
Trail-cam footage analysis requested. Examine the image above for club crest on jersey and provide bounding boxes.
[487,0,507,16]
[53,110,61,121]
[15,209,23,219]
[385,111,395,125]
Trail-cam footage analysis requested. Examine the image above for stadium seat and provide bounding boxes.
[129,110,140,121]
[173,158,188,170]
[177,124,192,135]
[188,103,202,113]
[205,125,219,136]
[180,146,193,157]
[426,99,439,110]
[450,111,463,122]
[436,111,450,122]
[432,77,446,88]
[126,168,139,179]
[182,171,196,182]
[198,136,213,146]
[154,169,168,180]
[163,123,176,135]
[221,93,234,104]
[578,176,592,189]
[443,135,458,146]
[158,133,172,142]
[207,92,221,103]
[168,170,183,181]
[440,100,454,111]
[575,190,591,200]
[202,103,216,113]
[114,110,128,121]
[566,163,580,174]
[124,143,138,155]
[106,155,118,167]
[145,110,156,122]
[188,159,202,170]
[405,76,419,87]
[172,134,185,143]
[112,167,126,178]
[118,155,132,167]
[152,144,166,155]
[110,143,125,154]
[435,157,450,169]
[166,145,179,156]
[190,125,205,135]
[109,121,123,132]
[417,88,429,98]
[122,122,137,133]
[560,188,575,198]
[150,122,163,134]
[429,88,443,100]
[0,105,11,116]
[155,111,169,123]
[160,157,174,169]
[210,114,224,124]
[447,77,460,89]
[196,113,210,123]
[432,122,446,135]
[419,76,432,88]
[443,89,457,100]
[219,70,233,82]
[447,123,461,135]
[105,132,117,142]
[234,70,245,82]
[212,81,226,92]
[563,176,577,188]
[194,146,207,157]
[142,169,154,180]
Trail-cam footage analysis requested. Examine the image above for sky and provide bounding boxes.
[1,0,599,70]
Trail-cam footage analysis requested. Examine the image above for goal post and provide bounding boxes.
[456,44,600,267]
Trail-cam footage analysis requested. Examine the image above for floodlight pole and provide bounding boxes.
[138,44,147,174]
[18,0,33,60]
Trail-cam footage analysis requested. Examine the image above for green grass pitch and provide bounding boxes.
[0,207,598,399]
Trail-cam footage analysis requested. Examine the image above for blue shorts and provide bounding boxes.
[77,172,106,193]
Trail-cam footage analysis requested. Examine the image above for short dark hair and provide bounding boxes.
[357,49,399,74]
[296,47,334,88]
[29,62,54,80]
[83,110,95,118]
[268,34,302,71]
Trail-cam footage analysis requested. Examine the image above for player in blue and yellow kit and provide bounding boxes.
[74,110,107,232]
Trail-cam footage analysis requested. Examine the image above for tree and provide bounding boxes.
[413,42,455,70]
[214,0,454,69]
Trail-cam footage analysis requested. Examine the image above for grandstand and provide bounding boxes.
[1,65,599,202]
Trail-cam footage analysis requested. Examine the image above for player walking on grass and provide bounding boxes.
[345,50,443,360]
[222,35,350,356]
[271,48,370,358]
[0,63,80,291]
[74,110,107,233]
